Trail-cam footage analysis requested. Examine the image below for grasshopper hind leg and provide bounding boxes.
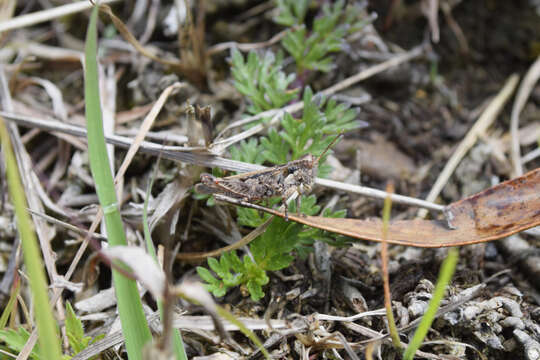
[282,194,289,221]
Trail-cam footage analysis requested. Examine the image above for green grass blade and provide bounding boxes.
[143,163,187,360]
[216,306,270,360]
[0,277,19,329]
[0,118,62,359]
[84,5,152,359]
[403,247,459,359]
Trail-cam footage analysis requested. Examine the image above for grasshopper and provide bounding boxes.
[196,134,342,220]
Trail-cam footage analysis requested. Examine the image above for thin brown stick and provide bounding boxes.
[380,182,401,350]
[26,209,106,240]
[98,5,184,68]
[176,214,274,260]
[0,110,445,213]
[206,28,290,55]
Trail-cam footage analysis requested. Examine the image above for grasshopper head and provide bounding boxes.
[299,154,317,167]
[200,173,216,185]
[288,155,317,187]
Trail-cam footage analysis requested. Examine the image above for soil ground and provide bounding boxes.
[1,0,539,359]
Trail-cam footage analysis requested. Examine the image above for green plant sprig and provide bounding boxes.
[197,194,346,301]
[279,0,366,73]
[231,48,298,116]
[197,1,366,301]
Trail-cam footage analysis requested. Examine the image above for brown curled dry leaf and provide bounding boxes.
[235,168,540,247]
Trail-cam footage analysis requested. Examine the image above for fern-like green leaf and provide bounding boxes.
[231,49,297,117]
[274,0,309,26]
[65,302,86,353]
[0,328,40,359]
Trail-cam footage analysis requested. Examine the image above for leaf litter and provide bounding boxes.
[0,1,539,359]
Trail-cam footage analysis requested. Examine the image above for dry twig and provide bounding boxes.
[417,74,519,218]
[510,55,540,177]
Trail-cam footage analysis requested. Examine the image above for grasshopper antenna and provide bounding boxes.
[315,132,344,165]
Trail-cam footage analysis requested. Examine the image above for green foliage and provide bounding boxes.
[191,190,216,207]
[260,87,359,176]
[236,200,275,228]
[197,251,269,301]
[228,138,266,165]
[0,281,19,329]
[280,0,365,72]
[199,88,359,302]
[0,327,41,360]
[281,1,343,72]
[199,195,347,300]
[404,248,459,359]
[198,0,364,302]
[273,0,309,26]
[250,218,302,271]
[0,302,102,359]
[65,302,86,354]
[231,48,298,115]
[294,202,349,259]
[65,302,104,358]
[0,327,71,360]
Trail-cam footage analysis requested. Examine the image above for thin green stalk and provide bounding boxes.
[171,287,270,360]
[403,247,459,359]
[84,5,152,359]
[0,118,62,359]
[143,162,187,360]
[216,306,270,360]
[0,273,19,328]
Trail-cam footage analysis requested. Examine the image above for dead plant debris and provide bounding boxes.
[0,1,539,359]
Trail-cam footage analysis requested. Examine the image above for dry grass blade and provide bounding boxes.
[26,209,106,240]
[15,42,84,62]
[316,178,444,212]
[98,4,207,88]
[0,67,64,314]
[0,110,445,212]
[0,0,120,33]
[22,77,68,121]
[219,168,540,247]
[0,0,15,23]
[522,147,540,165]
[380,182,401,349]
[510,55,540,176]
[103,246,166,300]
[418,73,520,218]
[114,82,186,188]
[207,28,292,55]
[0,110,208,152]
[71,313,299,360]
[98,4,183,68]
[176,215,274,260]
